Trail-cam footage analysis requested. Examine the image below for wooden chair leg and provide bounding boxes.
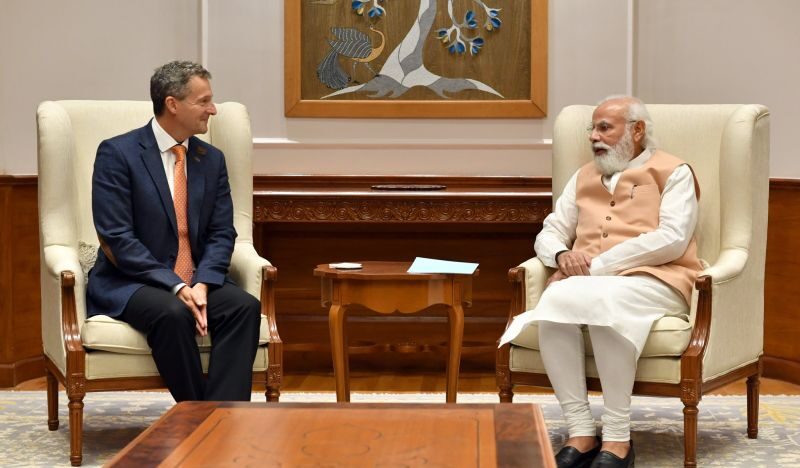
[496,345,513,402]
[496,364,514,402]
[266,362,282,402]
[682,401,698,468]
[499,383,514,403]
[67,388,85,466]
[46,368,59,430]
[747,373,760,439]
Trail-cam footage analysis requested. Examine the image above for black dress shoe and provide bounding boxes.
[589,440,634,468]
[555,437,601,468]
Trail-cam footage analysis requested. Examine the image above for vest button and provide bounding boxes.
[602,232,608,238]
[610,200,616,207]
[606,216,611,221]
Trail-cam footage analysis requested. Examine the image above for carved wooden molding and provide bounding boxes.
[66,377,86,396]
[252,176,552,224]
[680,380,699,402]
[254,198,551,223]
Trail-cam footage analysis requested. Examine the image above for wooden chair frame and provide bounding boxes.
[45,265,283,466]
[496,270,761,468]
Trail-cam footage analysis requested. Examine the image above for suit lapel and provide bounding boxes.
[187,138,206,248]
[139,124,178,236]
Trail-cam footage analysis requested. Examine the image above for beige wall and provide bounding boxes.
[208,1,627,176]
[1,0,796,177]
[0,0,200,175]
[636,0,800,178]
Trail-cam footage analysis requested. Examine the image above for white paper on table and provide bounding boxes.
[407,257,478,275]
[329,262,363,269]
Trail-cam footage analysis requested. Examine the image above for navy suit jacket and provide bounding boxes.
[87,121,236,318]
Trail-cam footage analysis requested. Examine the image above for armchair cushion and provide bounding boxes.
[77,240,272,354]
[84,345,269,380]
[509,347,683,384]
[81,313,271,354]
[510,315,692,358]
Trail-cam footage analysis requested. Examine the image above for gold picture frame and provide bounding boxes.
[284,0,547,118]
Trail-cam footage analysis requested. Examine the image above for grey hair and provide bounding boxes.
[598,95,658,149]
[150,61,212,116]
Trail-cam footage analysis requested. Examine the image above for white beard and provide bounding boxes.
[593,130,635,176]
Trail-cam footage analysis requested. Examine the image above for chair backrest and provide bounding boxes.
[37,100,255,319]
[551,104,770,274]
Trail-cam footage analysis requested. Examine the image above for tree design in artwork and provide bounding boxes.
[316,0,505,99]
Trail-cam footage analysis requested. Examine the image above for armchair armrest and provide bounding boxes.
[40,245,86,373]
[43,244,83,281]
[228,242,282,348]
[699,248,749,285]
[694,248,763,381]
[259,264,282,345]
[59,272,86,365]
[518,257,552,311]
[504,257,552,332]
[260,264,283,400]
[497,257,551,395]
[229,242,271,299]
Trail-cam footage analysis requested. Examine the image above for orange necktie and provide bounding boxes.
[171,145,194,284]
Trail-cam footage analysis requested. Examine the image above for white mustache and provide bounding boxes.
[593,142,612,152]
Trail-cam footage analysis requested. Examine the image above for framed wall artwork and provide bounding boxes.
[284,0,548,118]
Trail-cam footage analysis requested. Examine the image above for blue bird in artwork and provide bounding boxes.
[316,25,386,89]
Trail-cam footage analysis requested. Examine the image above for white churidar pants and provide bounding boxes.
[502,275,687,441]
[539,321,638,441]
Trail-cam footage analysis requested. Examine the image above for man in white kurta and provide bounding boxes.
[499,96,701,468]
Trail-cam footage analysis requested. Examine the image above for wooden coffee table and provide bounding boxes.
[314,261,477,403]
[107,401,555,467]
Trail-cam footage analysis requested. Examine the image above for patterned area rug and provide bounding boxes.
[0,391,798,467]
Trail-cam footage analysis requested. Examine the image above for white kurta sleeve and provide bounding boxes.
[590,164,698,276]
[534,171,580,268]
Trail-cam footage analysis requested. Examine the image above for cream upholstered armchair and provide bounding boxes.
[37,100,283,466]
[496,104,769,467]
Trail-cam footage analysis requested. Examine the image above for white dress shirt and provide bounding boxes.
[151,118,188,198]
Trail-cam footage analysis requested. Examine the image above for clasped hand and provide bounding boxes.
[177,283,208,336]
[546,251,593,287]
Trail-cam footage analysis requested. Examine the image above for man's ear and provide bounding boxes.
[164,96,178,116]
[633,120,646,144]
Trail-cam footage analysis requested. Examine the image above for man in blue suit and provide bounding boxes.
[88,61,260,401]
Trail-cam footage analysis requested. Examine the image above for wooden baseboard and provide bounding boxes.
[762,356,800,386]
[0,356,43,387]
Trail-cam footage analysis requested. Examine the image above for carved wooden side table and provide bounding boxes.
[314,261,476,402]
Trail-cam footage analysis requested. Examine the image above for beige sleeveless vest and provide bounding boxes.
[573,150,702,305]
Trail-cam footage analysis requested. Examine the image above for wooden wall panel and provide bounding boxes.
[763,180,800,384]
[253,176,550,372]
[0,176,43,387]
[1,175,798,387]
